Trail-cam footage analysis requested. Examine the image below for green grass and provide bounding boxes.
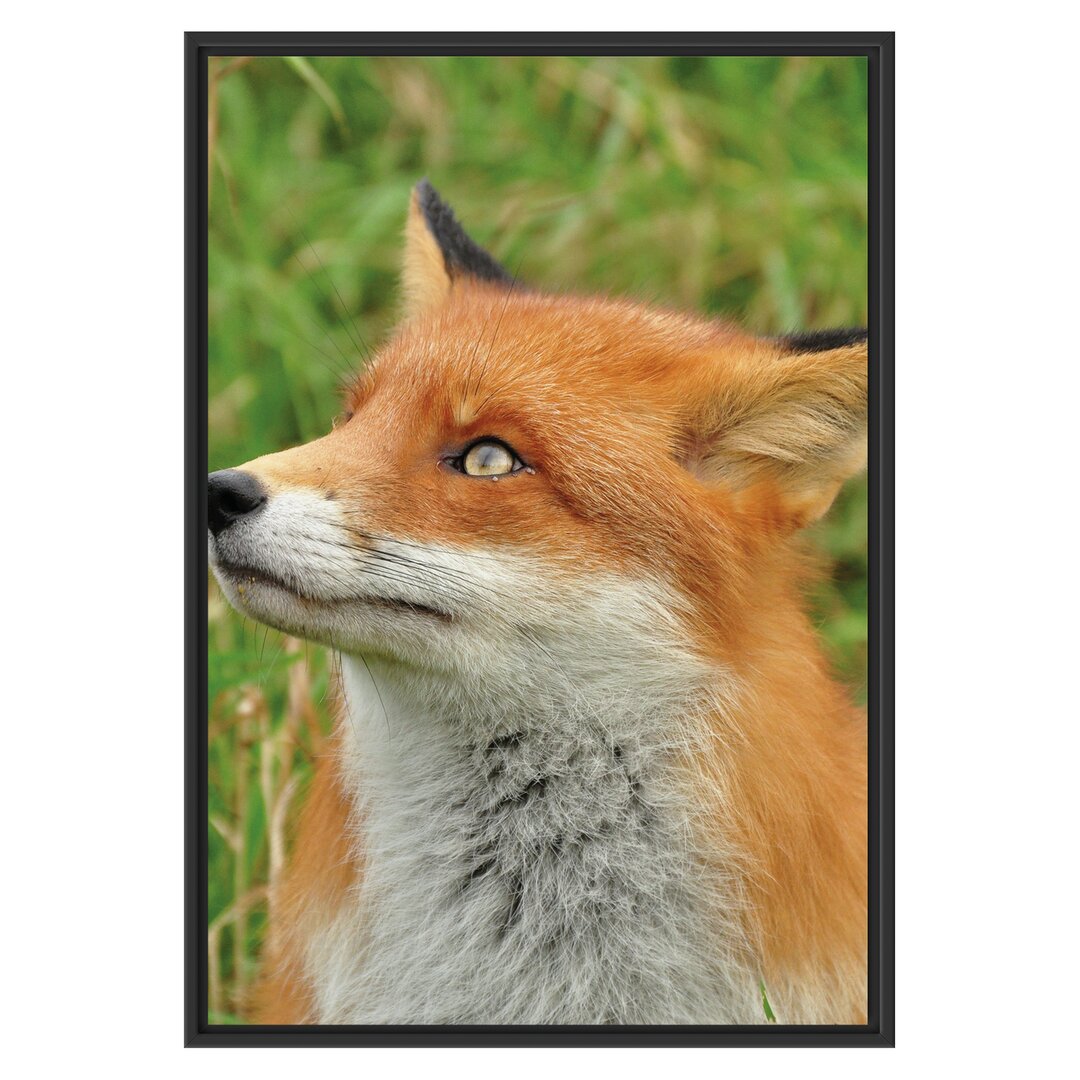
[207,54,868,1019]
[759,980,778,1023]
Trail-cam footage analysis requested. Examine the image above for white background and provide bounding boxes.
[4,4,1075,1076]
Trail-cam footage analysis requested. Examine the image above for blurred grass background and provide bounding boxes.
[207,54,868,1022]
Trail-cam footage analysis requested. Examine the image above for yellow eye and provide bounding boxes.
[460,440,520,477]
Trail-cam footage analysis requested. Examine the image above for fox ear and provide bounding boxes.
[687,330,868,527]
[401,179,512,319]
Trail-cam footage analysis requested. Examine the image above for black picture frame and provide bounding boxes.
[186,31,894,1048]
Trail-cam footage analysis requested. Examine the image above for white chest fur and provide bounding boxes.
[302,653,760,1025]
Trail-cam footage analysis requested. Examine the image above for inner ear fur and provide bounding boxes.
[686,334,868,527]
[401,179,512,319]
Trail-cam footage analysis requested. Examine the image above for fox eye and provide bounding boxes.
[457,440,523,477]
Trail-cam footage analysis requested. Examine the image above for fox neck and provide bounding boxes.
[317,650,759,1024]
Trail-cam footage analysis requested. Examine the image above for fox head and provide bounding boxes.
[208,182,867,715]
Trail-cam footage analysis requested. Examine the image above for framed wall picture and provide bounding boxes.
[186,32,894,1047]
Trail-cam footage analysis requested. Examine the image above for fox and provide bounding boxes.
[207,180,868,1026]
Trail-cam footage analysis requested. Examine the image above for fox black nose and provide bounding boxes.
[207,470,267,537]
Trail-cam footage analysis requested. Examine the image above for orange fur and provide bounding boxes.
[690,563,867,1020]
[250,738,361,1024]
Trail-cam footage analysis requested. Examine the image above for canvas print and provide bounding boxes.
[206,54,869,1026]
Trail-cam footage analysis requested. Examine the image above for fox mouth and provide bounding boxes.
[213,557,455,623]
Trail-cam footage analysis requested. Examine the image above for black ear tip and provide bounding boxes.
[409,179,513,286]
[414,178,444,221]
[413,178,451,237]
[778,327,868,354]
